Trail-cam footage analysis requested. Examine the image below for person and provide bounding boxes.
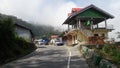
[50,39,55,45]
[75,39,78,44]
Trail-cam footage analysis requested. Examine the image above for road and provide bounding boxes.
[1,45,88,68]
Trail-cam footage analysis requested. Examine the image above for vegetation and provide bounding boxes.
[0,17,36,65]
[84,43,120,67]
[31,24,61,39]
[92,44,120,67]
[0,13,62,39]
[102,44,120,63]
[116,32,120,38]
[0,12,61,66]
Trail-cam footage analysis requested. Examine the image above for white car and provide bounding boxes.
[55,40,64,46]
[34,39,44,45]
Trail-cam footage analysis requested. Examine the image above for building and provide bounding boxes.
[49,35,58,45]
[0,13,34,42]
[62,4,114,45]
[15,23,34,42]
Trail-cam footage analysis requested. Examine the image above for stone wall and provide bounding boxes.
[80,46,117,68]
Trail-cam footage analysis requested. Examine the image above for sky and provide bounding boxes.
[0,0,120,40]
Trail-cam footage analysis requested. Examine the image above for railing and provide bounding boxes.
[68,27,92,37]
[106,25,114,30]
[93,25,114,30]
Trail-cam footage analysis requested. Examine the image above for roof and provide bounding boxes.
[51,35,58,39]
[72,8,83,13]
[15,23,31,31]
[15,23,34,36]
[0,13,34,36]
[68,8,83,16]
[63,4,114,24]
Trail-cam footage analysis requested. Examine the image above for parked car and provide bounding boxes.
[42,39,50,45]
[34,39,50,45]
[55,40,64,46]
[34,39,44,45]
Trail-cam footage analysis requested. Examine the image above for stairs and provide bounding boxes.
[77,28,90,43]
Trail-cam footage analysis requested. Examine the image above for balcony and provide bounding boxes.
[93,25,114,30]
[106,25,114,30]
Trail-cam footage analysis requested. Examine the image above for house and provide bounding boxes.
[0,13,34,42]
[15,23,34,42]
[49,35,63,45]
[50,35,58,45]
[62,4,114,45]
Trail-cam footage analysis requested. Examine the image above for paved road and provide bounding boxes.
[1,45,88,68]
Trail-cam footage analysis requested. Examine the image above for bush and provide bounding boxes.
[102,44,120,63]
[102,45,111,53]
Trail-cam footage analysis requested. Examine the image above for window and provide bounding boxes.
[94,34,98,36]
[102,33,105,37]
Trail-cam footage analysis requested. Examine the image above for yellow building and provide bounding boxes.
[62,4,114,45]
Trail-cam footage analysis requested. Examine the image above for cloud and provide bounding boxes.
[0,0,120,40]
[107,1,120,39]
[0,0,42,20]
[0,0,76,27]
[36,1,77,27]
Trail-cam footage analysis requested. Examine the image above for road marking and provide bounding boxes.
[67,51,71,68]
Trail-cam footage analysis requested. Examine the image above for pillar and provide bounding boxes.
[97,24,99,29]
[68,24,70,31]
[91,20,93,30]
[79,19,81,29]
[105,18,107,29]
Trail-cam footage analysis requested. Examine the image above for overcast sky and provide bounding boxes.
[0,0,120,40]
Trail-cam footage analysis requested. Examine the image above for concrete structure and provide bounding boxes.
[63,4,114,45]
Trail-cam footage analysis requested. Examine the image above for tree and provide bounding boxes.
[116,32,120,38]
[0,17,15,43]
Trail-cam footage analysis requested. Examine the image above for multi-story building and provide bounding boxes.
[62,4,114,45]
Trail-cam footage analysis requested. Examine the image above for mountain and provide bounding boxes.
[0,13,61,39]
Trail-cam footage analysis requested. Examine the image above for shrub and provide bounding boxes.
[102,44,120,63]
[102,45,111,53]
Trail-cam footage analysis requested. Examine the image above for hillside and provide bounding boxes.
[0,13,62,65]
[0,13,62,39]
[0,14,37,66]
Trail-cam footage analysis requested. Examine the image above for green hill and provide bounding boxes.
[0,13,61,39]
